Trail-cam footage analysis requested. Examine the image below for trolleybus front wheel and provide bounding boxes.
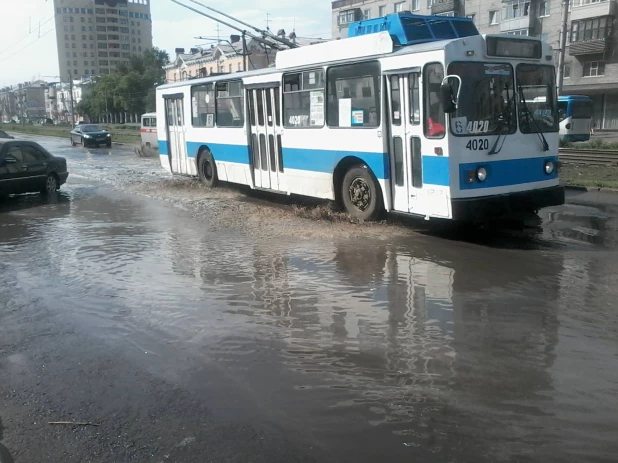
[198,150,218,188]
[341,165,383,221]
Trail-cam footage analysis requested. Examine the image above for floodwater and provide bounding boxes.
[1,135,618,462]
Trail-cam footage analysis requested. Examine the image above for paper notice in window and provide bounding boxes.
[310,91,324,126]
[192,97,198,118]
[338,98,352,127]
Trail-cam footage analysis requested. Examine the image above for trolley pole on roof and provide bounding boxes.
[556,0,570,95]
[185,0,298,49]
[170,0,285,51]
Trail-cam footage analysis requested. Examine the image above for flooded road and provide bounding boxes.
[1,135,618,462]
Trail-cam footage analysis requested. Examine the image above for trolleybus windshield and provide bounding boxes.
[516,64,558,134]
[447,62,516,137]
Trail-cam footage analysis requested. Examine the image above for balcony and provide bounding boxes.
[431,0,462,15]
[569,15,613,55]
[500,15,533,31]
[569,37,609,55]
[571,0,616,21]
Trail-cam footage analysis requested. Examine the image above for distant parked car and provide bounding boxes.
[70,124,112,148]
[0,140,69,197]
[0,130,14,139]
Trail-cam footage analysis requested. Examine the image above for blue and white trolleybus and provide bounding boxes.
[156,13,565,222]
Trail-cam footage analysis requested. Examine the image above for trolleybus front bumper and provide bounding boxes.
[451,186,565,221]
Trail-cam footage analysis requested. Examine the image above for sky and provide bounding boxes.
[0,0,332,87]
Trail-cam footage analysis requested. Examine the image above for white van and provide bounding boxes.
[136,112,158,157]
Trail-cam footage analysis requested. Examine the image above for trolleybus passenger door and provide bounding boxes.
[164,95,189,174]
[248,87,283,191]
[386,72,424,215]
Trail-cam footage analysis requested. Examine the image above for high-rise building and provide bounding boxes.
[53,0,153,80]
[331,0,618,129]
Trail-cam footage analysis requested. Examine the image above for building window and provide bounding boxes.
[507,29,529,35]
[466,14,475,23]
[379,5,386,16]
[283,69,325,128]
[539,33,548,41]
[563,64,571,78]
[412,0,420,10]
[427,0,434,7]
[70,17,74,22]
[424,63,445,139]
[489,10,499,24]
[326,61,380,128]
[363,9,371,19]
[539,1,550,16]
[215,81,244,127]
[583,61,605,77]
[394,2,406,12]
[503,0,530,20]
[571,17,609,42]
[338,9,356,25]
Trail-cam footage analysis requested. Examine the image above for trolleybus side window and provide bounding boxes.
[424,63,445,138]
[390,75,401,126]
[283,69,325,128]
[191,83,216,127]
[215,80,244,127]
[409,72,420,125]
[326,61,380,128]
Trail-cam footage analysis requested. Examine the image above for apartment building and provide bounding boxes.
[0,82,47,122]
[332,0,618,129]
[53,0,153,80]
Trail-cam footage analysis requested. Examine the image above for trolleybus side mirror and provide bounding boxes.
[440,75,461,114]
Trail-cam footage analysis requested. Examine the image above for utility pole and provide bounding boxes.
[556,0,570,95]
[68,73,75,126]
[242,31,248,71]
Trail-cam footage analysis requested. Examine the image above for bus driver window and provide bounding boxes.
[424,63,446,138]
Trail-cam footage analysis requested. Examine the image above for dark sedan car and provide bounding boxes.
[70,124,112,148]
[0,130,14,139]
[0,140,69,197]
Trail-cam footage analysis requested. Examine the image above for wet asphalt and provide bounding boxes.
[1,134,618,462]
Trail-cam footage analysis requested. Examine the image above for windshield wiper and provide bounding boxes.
[518,85,549,151]
[489,85,514,155]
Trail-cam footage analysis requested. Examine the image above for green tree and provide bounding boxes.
[77,47,169,119]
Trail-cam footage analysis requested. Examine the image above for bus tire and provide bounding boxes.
[341,165,383,221]
[198,150,218,188]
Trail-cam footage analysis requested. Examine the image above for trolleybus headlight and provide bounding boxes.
[544,161,555,175]
[476,167,487,182]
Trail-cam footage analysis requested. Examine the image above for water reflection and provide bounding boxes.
[2,186,617,462]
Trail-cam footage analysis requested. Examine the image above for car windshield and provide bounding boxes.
[516,64,559,133]
[447,62,516,136]
[81,125,103,133]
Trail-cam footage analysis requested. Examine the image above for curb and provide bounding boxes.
[564,185,618,193]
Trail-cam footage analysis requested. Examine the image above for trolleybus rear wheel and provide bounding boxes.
[341,165,383,221]
[198,150,218,188]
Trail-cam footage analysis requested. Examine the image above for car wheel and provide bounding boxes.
[71,137,76,146]
[41,174,58,196]
[341,165,383,221]
[106,141,112,148]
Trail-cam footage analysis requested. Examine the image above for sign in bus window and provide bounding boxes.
[326,61,380,128]
[283,69,325,128]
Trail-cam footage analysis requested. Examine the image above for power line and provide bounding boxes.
[0,0,88,60]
